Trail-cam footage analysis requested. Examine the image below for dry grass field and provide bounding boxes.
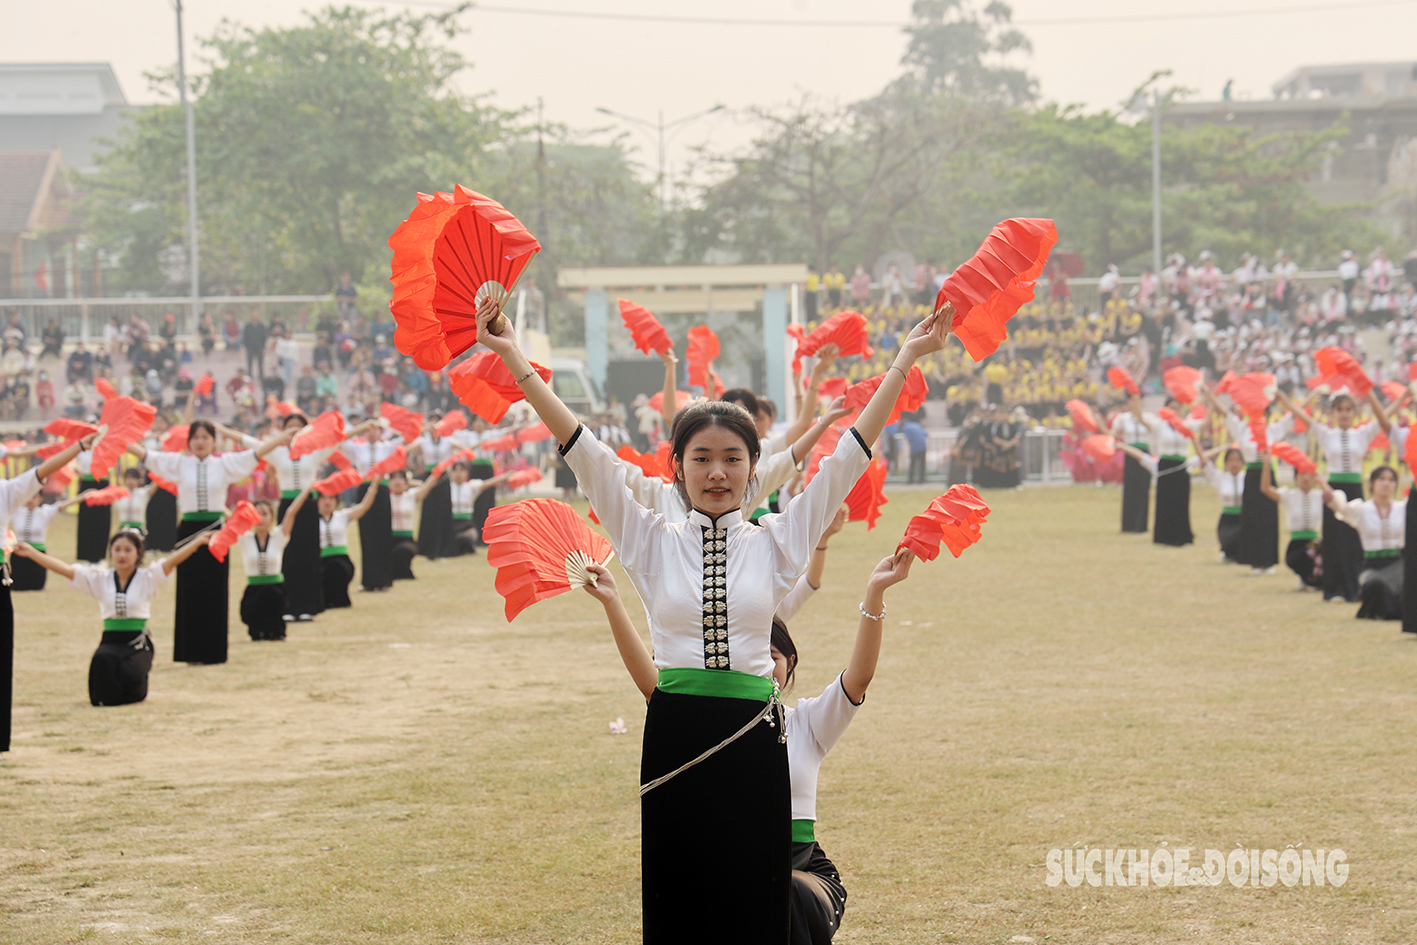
[3,483,1416,944]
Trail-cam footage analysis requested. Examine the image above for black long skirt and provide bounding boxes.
[419,475,453,560]
[1285,539,1322,588]
[1405,496,1417,633]
[145,486,178,551]
[790,841,848,945]
[88,631,153,706]
[1323,480,1364,602]
[357,482,393,591]
[76,476,111,562]
[321,554,355,608]
[173,518,228,664]
[1238,466,1278,568]
[449,518,478,558]
[641,689,789,944]
[392,538,418,580]
[280,497,324,619]
[1152,458,1193,546]
[1,583,11,752]
[470,460,496,546]
[1218,512,1243,561]
[9,554,47,591]
[240,583,288,641]
[1357,555,1404,620]
[1120,452,1150,533]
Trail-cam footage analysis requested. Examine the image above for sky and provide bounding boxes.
[6,0,1417,182]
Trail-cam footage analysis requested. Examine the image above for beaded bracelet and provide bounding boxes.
[859,600,887,621]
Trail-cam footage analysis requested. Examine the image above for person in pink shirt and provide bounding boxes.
[849,265,872,306]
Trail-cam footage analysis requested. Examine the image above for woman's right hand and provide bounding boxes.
[476,296,520,360]
[867,549,914,592]
[583,562,620,603]
[658,346,678,366]
[12,542,35,559]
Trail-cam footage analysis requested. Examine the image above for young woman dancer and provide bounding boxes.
[344,428,406,591]
[1276,388,1392,602]
[11,489,94,591]
[239,485,315,641]
[2,430,100,750]
[113,467,152,537]
[316,475,381,609]
[1113,440,1226,551]
[126,420,293,665]
[1200,384,1281,574]
[1324,465,1406,620]
[13,530,211,706]
[1151,398,1203,546]
[388,470,420,580]
[477,294,952,943]
[410,416,457,560]
[1109,392,1157,534]
[1259,451,1324,591]
[1201,448,1248,564]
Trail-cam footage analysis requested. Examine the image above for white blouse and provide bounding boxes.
[390,491,418,533]
[239,529,288,578]
[1223,414,1292,464]
[319,509,353,551]
[1203,464,1246,508]
[415,435,455,469]
[1154,418,1201,458]
[75,449,93,477]
[450,479,491,516]
[265,445,336,495]
[1279,487,1324,536]
[1311,420,1378,475]
[115,485,151,525]
[562,424,869,679]
[0,469,44,541]
[144,451,259,516]
[69,561,170,621]
[1333,497,1406,553]
[776,573,816,623]
[1110,412,1158,449]
[14,502,62,545]
[786,673,862,823]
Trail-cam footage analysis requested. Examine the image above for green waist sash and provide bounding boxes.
[182,510,223,522]
[1329,472,1363,484]
[321,545,349,558]
[247,574,284,585]
[103,618,146,632]
[1160,454,1186,462]
[1246,462,1264,470]
[118,521,144,531]
[1290,530,1318,541]
[1222,506,1243,516]
[1365,548,1402,559]
[452,512,474,520]
[792,819,816,843]
[656,667,773,702]
[392,530,414,538]
[280,489,302,499]
[24,542,45,553]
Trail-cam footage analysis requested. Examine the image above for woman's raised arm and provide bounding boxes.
[11,542,76,581]
[841,549,915,704]
[852,307,955,447]
[476,298,580,445]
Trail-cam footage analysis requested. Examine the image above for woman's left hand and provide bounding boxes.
[583,562,619,602]
[867,549,915,592]
[899,304,956,362]
[821,395,851,427]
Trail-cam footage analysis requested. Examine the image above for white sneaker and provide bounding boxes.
[1249,567,1263,576]
[1294,577,1305,591]
[1263,566,1277,575]
[1218,552,1228,564]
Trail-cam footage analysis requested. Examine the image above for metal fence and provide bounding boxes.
[886,427,1070,486]
[0,295,341,344]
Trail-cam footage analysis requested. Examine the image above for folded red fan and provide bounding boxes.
[933,218,1058,361]
[1380,380,1406,404]
[95,377,117,400]
[617,444,672,483]
[45,418,97,441]
[433,448,477,478]
[1189,403,1208,421]
[1270,442,1317,474]
[328,450,353,471]
[194,374,215,398]
[380,403,424,444]
[1163,366,1204,405]
[162,424,189,452]
[709,370,726,400]
[817,377,848,401]
[845,459,889,530]
[1157,407,1196,440]
[449,351,552,423]
[786,323,805,375]
[1248,414,1269,452]
[35,441,68,460]
[366,445,408,478]
[45,463,77,493]
[483,498,614,621]
[83,485,130,507]
[686,325,720,390]
[896,485,991,561]
[1214,371,1238,396]
[1410,362,1417,382]
[149,473,178,495]
[648,390,692,415]
[516,420,553,444]
[1065,399,1099,434]
[843,365,929,426]
[479,433,520,453]
[92,396,157,480]
[1370,430,1390,453]
[289,411,346,460]
[505,467,543,490]
[618,298,673,355]
[314,468,363,496]
[796,310,873,360]
[1230,373,1277,416]
[389,185,542,370]
[1081,434,1117,464]
[1314,346,1373,397]
[208,501,261,563]
[1106,365,1140,397]
[804,424,842,484]
[1407,424,1417,471]
[435,411,468,438]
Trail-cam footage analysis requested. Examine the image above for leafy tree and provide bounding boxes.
[897,0,1036,106]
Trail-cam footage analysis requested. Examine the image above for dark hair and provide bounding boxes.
[451,460,471,475]
[282,413,308,429]
[109,530,144,557]
[669,401,761,509]
[771,618,797,693]
[758,397,778,421]
[1223,448,1243,466]
[1331,393,1356,411]
[253,499,274,516]
[123,467,142,481]
[188,419,217,442]
[720,388,760,417]
[1370,465,1398,486]
[389,469,408,483]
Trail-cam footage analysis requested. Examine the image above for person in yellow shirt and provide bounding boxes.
[822,265,846,308]
[805,267,820,322]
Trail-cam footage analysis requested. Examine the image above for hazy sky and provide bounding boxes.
[6,0,1417,179]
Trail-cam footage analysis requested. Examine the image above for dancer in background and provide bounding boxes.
[317,475,382,609]
[239,485,314,641]
[1114,440,1227,545]
[1201,448,1247,564]
[388,470,420,581]
[13,530,211,706]
[1259,451,1324,591]
[126,420,294,665]
[410,417,456,560]
[11,489,94,591]
[74,446,111,562]
[447,461,513,556]
[1200,384,1279,574]
[1109,392,1157,534]
[1324,465,1406,620]
[113,467,151,537]
[1152,398,1203,546]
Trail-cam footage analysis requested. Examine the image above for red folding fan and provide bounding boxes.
[1230,373,1277,416]
[617,444,672,482]
[897,485,991,561]
[1314,346,1373,397]
[845,459,889,530]
[1107,366,1140,397]
[90,396,156,480]
[618,298,673,355]
[162,424,189,453]
[1271,441,1317,474]
[289,410,346,460]
[933,218,1058,361]
[686,325,720,390]
[433,448,477,478]
[843,365,929,426]
[648,390,692,414]
[149,473,178,495]
[207,501,261,563]
[1370,430,1390,453]
[366,446,408,478]
[448,350,552,423]
[35,441,69,460]
[1380,381,1406,404]
[483,498,615,621]
[1065,399,1099,434]
[45,418,97,441]
[797,310,872,360]
[786,323,806,375]
[95,377,118,400]
[505,467,543,490]
[380,403,425,444]
[389,185,542,370]
[480,432,520,453]
[817,377,848,401]
[804,424,843,484]
[1163,366,1203,405]
[326,451,352,472]
[1407,425,1417,471]
[516,420,553,444]
[1247,414,1269,452]
[1081,434,1117,464]
[436,411,468,438]
[45,463,77,493]
[314,468,363,496]
[83,485,130,507]
[1214,371,1237,396]
[1190,403,1208,421]
[194,374,215,398]
[1157,407,1196,441]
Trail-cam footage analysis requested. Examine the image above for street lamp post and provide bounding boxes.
[175,0,200,328]
[595,104,725,215]
[1152,89,1163,277]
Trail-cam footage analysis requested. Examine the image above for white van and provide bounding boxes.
[549,357,607,418]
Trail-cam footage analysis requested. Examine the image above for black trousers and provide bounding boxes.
[173,518,228,664]
[1217,512,1242,561]
[908,451,926,483]
[88,631,153,706]
[1152,458,1193,547]
[1323,480,1364,602]
[641,689,789,944]
[1120,453,1150,533]
[1285,538,1321,587]
[1405,496,1417,633]
[1238,465,1278,568]
[418,475,453,560]
[1358,555,1404,621]
[280,498,324,618]
[0,584,11,751]
[790,841,848,945]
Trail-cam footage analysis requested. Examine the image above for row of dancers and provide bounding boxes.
[1109,382,1415,630]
